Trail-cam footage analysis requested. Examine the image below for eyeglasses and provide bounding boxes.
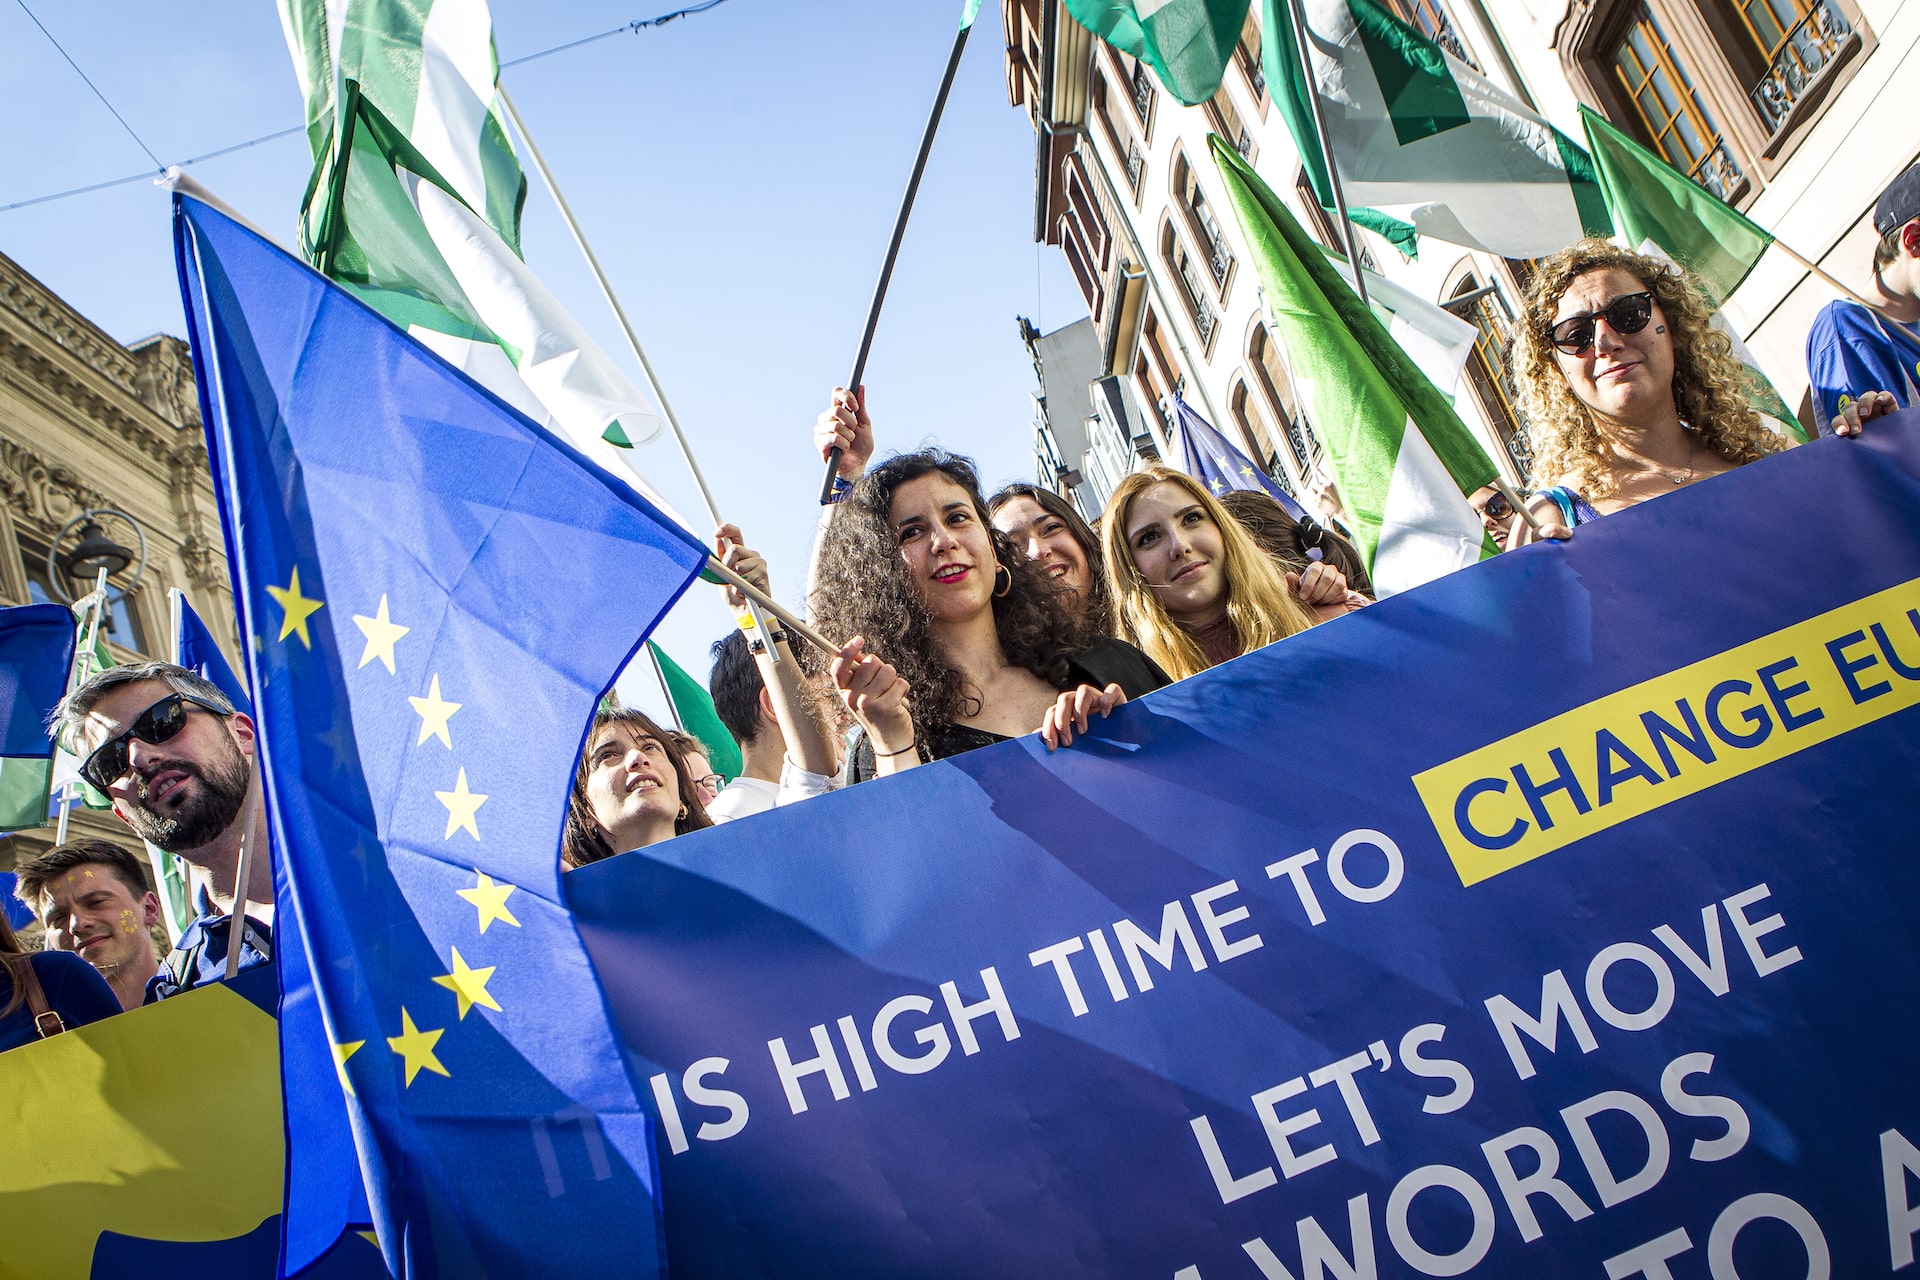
[694,774,726,794]
[1548,292,1654,355]
[1476,490,1515,522]
[79,692,231,792]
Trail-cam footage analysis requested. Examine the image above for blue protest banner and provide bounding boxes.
[570,417,1920,1278]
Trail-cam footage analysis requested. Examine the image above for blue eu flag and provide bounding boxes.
[174,192,705,1277]
[1169,392,1310,520]
[171,589,251,716]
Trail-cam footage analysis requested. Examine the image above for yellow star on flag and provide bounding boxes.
[1239,465,1255,478]
[409,674,462,749]
[436,768,487,840]
[432,947,502,1020]
[457,871,520,933]
[386,1008,449,1087]
[352,595,409,674]
[332,1038,364,1097]
[265,567,324,649]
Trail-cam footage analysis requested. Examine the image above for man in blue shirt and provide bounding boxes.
[1807,162,1920,433]
[53,663,272,1001]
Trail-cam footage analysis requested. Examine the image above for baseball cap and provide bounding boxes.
[1875,162,1920,237]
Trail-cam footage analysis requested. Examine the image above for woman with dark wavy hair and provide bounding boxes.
[562,705,713,870]
[1505,240,1885,543]
[987,482,1117,633]
[810,449,1167,784]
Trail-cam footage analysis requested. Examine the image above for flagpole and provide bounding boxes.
[818,8,979,504]
[53,568,111,844]
[1285,0,1370,309]
[1766,238,1877,311]
[644,643,684,733]
[495,85,726,532]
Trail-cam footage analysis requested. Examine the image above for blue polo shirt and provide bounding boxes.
[1806,299,1920,433]
[144,909,274,1004]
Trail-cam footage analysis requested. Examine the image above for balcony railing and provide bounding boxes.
[1124,138,1145,192]
[1131,61,1154,122]
[1207,243,1230,286]
[1690,140,1747,203]
[1426,12,1472,63]
[1751,0,1853,132]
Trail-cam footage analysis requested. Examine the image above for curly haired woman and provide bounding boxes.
[810,448,1168,783]
[1507,240,1890,544]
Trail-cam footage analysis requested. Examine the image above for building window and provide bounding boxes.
[1136,308,1183,439]
[1247,323,1325,482]
[1231,380,1297,493]
[1292,170,1379,273]
[1611,7,1747,200]
[1065,155,1110,266]
[1448,275,1534,481]
[1385,0,1479,66]
[1161,221,1219,349]
[1734,0,1855,132]
[1204,82,1255,160]
[1172,151,1233,295]
[1235,12,1268,105]
[1092,74,1146,196]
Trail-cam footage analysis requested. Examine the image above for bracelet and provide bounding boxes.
[822,475,854,506]
[873,740,918,759]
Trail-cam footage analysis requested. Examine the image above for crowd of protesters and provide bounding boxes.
[5,164,1916,1046]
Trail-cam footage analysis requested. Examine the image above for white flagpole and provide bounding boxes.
[1285,0,1371,309]
[494,84,725,532]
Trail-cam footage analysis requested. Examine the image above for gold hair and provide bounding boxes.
[1101,468,1318,680]
[1512,239,1784,500]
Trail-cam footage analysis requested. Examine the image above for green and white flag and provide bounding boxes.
[1264,0,1610,258]
[1213,135,1497,595]
[1318,249,1479,397]
[48,592,117,817]
[1063,0,1253,106]
[279,0,665,493]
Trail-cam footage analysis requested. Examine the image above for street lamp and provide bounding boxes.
[48,507,146,604]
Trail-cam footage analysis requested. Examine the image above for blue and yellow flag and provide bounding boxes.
[0,603,74,830]
[174,192,704,1276]
[1168,392,1311,521]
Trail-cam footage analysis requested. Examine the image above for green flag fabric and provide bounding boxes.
[280,0,672,504]
[1579,106,1772,309]
[1264,0,1608,258]
[1211,135,1497,594]
[647,641,743,782]
[1063,0,1252,106]
[48,596,118,816]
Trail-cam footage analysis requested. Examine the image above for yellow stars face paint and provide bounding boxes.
[385,1009,448,1087]
[409,675,462,749]
[456,871,520,934]
[435,768,487,841]
[333,1038,364,1097]
[352,595,409,674]
[120,908,136,934]
[431,947,501,1020]
[266,567,325,649]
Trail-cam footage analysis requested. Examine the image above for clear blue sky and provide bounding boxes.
[0,0,1089,725]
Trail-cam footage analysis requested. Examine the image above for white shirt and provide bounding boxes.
[704,775,778,824]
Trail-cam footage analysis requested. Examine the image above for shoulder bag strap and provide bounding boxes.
[18,957,66,1039]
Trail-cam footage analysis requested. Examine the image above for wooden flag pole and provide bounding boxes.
[496,85,726,531]
[818,10,979,504]
[1285,0,1371,310]
[1766,237,1878,311]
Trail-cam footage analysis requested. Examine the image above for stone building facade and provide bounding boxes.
[0,250,236,870]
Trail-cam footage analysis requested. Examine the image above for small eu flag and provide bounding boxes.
[175,192,705,1277]
[1169,391,1311,521]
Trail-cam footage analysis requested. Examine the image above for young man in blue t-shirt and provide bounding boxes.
[1807,161,1920,434]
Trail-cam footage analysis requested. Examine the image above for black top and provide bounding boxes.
[849,638,1169,783]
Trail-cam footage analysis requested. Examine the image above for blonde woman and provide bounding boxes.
[1507,240,1890,542]
[1101,468,1357,680]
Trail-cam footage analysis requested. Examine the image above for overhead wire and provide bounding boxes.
[14,0,167,172]
[0,0,736,216]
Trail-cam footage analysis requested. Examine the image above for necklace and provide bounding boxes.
[1662,434,1695,485]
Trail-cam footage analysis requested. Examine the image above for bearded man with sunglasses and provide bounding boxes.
[53,663,272,1002]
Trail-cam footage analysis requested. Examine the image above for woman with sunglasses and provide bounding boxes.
[1507,241,1889,544]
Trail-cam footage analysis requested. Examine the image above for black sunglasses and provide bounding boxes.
[1549,291,1654,355]
[80,692,230,792]
[1478,490,1515,522]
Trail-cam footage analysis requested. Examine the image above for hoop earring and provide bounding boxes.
[993,564,1012,598]
[677,803,689,823]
